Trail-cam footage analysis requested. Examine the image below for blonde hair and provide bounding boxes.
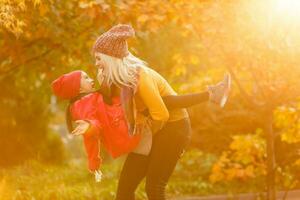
[99,52,148,88]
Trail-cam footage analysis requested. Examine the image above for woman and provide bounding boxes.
[91,24,231,200]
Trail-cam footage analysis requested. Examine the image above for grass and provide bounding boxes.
[0,158,123,200]
[0,149,265,200]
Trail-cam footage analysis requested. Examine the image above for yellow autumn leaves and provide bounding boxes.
[274,105,300,143]
[209,131,267,183]
[0,0,41,37]
[209,104,300,185]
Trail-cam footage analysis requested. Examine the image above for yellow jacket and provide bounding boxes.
[134,67,188,124]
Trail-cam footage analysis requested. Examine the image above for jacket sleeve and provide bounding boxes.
[83,122,102,172]
[70,98,103,172]
[83,119,102,172]
[138,70,169,122]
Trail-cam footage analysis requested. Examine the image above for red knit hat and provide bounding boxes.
[92,24,135,58]
[51,70,82,100]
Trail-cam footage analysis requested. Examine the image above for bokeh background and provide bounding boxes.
[1,0,300,199]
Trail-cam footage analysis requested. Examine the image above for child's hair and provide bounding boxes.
[65,93,89,134]
[66,103,74,133]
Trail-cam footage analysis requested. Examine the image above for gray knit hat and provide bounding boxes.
[92,24,135,59]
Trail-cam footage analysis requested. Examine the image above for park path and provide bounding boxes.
[171,189,300,200]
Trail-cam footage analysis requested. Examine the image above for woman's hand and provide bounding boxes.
[72,120,90,136]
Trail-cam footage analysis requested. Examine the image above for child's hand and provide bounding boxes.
[72,120,90,136]
[94,170,102,182]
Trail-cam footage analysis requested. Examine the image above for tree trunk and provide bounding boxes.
[265,111,276,200]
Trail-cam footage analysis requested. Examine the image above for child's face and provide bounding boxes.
[80,71,95,93]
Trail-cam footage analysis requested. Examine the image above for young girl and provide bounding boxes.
[51,69,230,183]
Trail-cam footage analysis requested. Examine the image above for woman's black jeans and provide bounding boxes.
[115,118,192,200]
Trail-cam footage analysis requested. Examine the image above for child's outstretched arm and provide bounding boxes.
[73,119,103,180]
[83,128,102,172]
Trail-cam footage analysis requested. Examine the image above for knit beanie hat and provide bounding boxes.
[92,24,135,59]
[51,70,82,100]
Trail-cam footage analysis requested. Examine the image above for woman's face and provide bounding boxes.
[94,52,106,70]
[80,71,95,93]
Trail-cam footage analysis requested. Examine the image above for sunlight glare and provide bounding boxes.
[274,0,300,19]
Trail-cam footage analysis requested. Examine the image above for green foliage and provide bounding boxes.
[168,150,217,196]
[0,159,120,200]
[1,149,292,199]
[0,68,65,166]
[0,150,243,199]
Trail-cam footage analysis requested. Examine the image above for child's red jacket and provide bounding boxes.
[70,92,140,171]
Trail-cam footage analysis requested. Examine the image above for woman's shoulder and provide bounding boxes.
[138,66,154,76]
[139,66,165,79]
[137,66,165,87]
[137,66,157,83]
[136,67,150,90]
